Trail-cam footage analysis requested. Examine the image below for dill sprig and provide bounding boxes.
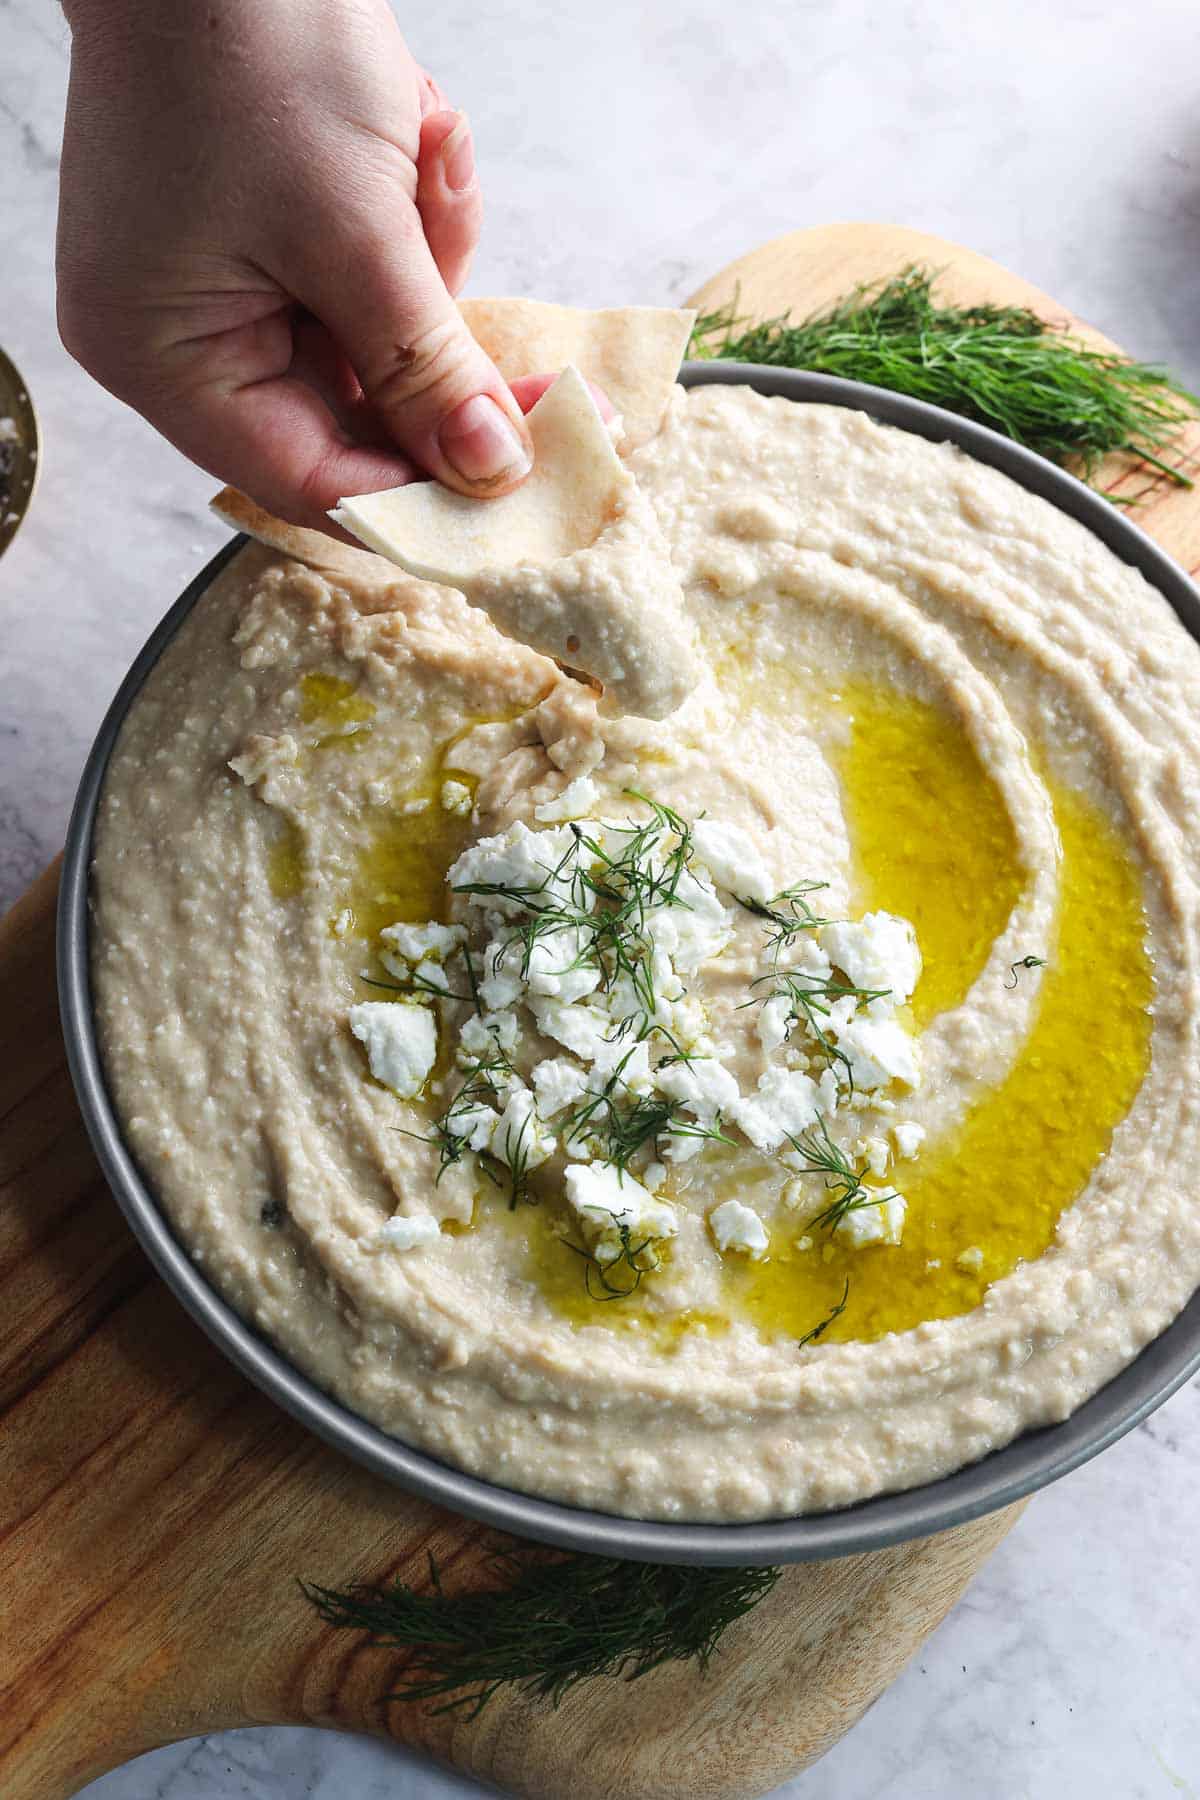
[797,1277,851,1350]
[785,1114,896,1234]
[454,792,698,1039]
[689,267,1199,490]
[1005,954,1046,989]
[563,1045,733,1176]
[303,1547,781,1718]
[748,967,889,1090]
[738,881,832,955]
[564,1218,659,1301]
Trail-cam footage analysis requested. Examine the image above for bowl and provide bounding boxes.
[58,365,1200,1564]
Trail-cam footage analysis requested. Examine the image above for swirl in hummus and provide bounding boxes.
[91,374,1200,1524]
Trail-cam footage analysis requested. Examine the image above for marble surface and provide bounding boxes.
[3,0,1199,1794]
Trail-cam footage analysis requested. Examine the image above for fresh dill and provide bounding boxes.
[563,1046,733,1178]
[302,1547,781,1718]
[785,1115,897,1235]
[1005,954,1046,989]
[738,881,832,956]
[453,790,698,1039]
[689,267,1199,492]
[564,1218,659,1301]
[409,1050,529,1203]
[796,1278,851,1350]
[748,967,890,1090]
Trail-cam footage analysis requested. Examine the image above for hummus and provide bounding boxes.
[91,385,1200,1522]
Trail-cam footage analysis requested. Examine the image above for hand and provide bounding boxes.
[56,0,534,531]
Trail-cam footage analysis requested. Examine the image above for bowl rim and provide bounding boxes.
[58,363,1200,1565]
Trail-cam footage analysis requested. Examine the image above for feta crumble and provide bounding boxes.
[534,774,599,822]
[709,1199,769,1259]
[441,779,473,815]
[820,911,921,1009]
[349,1001,437,1098]
[837,1191,907,1248]
[690,818,774,903]
[564,1162,678,1264]
[376,1214,441,1253]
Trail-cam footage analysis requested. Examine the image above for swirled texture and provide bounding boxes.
[92,390,1200,1521]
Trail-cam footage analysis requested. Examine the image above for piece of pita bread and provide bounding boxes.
[331,366,624,583]
[460,299,694,450]
[211,487,393,584]
[332,367,695,720]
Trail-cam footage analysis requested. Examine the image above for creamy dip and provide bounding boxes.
[91,386,1200,1522]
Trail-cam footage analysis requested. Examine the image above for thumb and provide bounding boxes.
[292,207,531,498]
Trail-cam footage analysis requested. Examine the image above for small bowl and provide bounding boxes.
[59,366,1200,1564]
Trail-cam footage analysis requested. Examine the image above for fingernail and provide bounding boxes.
[439,395,532,487]
[441,114,475,191]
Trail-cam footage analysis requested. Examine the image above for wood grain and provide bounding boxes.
[6,223,1196,1800]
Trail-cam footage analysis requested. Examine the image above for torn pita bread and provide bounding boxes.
[332,367,696,720]
[332,367,623,582]
[460,299,694,450]
[210,487,393,585]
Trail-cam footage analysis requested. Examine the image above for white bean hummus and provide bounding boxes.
[93,340,1200,1522]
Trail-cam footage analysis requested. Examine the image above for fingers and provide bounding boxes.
[143,309,419,532]
[288,201,532,499]
[416,109,482,297]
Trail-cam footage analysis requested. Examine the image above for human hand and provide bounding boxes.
[57,0,534,531]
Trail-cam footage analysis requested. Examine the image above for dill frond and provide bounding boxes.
[690,267,1198,490]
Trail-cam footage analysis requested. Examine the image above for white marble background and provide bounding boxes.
[3,0,1199,1794]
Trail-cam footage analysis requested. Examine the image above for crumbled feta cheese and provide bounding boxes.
[459,1009,520,1059]
[859,1136,890,1177]
[758,994,792,1054]
[534,774,599,822]
[645,868,731,973]
[654,1055,739,1123]
[956,1244,984,1272]
[401,796,431,815]
[489,1086,555,1171]
[833,1015,921,1090]
[478,938,527,1011]
[690,818,774,903]
[708,1199,769,1259]
[795,1234,813,1251]
[376,1213,441,1253]
[447,1100,497,1151]
[590,1032,653,1091]
[730,1067,820,1152]
[412,957,453,993]
[642,1161,667,1192]
[564,1162,677,1263]
[529,996,613,1061]
[348,1001,436,1098]
[532,1056,589,1117]
[449,822,583,916]
[381,920,465,965]
[331,908,354,939]
[660,1129,707,1163]
[893,1120,926,1159]
[441,779,473,815]
[525,924,600,1004]
[837,1191,907,1248]
[820,912,921,1010]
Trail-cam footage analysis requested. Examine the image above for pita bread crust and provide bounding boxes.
[210,488,394,584]
[459,299,694,450]
[331,367,625,585]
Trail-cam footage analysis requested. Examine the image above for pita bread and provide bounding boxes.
[210,487,393,584]
[331,366,624,585]
[460,299,694,450]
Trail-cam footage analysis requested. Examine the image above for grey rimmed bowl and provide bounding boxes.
[59,365,1200,1565]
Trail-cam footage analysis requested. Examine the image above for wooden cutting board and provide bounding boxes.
[3,224,1198,1800]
